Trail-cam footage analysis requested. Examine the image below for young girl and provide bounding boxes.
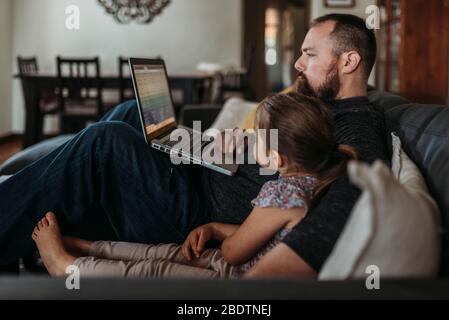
[32,92,356,279]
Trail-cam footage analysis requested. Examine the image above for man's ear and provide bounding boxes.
[340,51,362,75]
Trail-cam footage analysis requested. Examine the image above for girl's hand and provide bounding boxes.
[182,224,214,261]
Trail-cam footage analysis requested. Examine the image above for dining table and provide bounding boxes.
[14,72,215,148]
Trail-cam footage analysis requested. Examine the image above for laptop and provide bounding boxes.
[129,58,239,176]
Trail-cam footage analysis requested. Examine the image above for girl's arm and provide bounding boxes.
[210,223,240,241]
[183,222,239,260]
[220,207,306,266]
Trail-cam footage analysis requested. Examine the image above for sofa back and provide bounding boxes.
[368,90,449,277]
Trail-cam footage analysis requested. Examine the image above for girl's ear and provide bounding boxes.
[269,150,283,171]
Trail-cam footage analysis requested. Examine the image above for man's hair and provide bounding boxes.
[312,14,377,79]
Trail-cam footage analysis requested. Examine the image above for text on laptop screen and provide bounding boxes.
[134,64,175,137]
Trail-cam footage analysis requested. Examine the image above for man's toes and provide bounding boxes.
[32,232,37,241]
[46,212,57,225]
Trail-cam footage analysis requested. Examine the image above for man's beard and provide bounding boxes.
[295,66,340,102]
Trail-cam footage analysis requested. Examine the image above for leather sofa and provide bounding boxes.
[1,90,449,299]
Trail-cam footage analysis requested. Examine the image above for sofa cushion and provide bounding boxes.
[384,103,449,276]
[209,97,258,131]
[0,135,75,176]
[319,146,441,280]
[241,108,257,130]
[368,90,409,113]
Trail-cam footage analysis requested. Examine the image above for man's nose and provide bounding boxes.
[295,56,305,72]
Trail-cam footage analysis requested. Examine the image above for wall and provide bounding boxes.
[11,0,242,133]
[310,0,377,85]
[310,0,376,20]
[0,0,13,136]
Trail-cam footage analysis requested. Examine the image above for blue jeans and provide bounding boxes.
[0,100,210,266]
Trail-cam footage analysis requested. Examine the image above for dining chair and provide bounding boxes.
[56,56,104,134]
[17,56,59,145]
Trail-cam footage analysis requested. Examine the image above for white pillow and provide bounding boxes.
[0,175,11,184]
[209,97,258,131]
[319,133,441,280]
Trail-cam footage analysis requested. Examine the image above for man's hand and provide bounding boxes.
[215,128,250,156]
[243,243,317,279]
[182,224,214,261]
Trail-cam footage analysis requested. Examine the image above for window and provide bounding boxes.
[265,8,279,66]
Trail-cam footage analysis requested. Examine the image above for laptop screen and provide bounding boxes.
[132,63,175,139]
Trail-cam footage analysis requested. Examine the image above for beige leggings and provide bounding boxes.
[73,241,239,279]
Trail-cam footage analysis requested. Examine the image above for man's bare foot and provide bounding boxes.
[32,212,76,277]
[62,236,93,257]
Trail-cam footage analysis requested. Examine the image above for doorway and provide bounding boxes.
[265,0,309,93]
[243,0,310,100]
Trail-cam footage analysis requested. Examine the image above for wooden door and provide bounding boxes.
[243,0,269,101]
[400,0,449,104]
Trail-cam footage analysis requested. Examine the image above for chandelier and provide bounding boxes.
[98,0,171,24]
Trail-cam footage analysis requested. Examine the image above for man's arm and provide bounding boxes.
[243,243,317,278]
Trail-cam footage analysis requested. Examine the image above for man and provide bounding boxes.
[245,14,388,277]
[0,14,387,277]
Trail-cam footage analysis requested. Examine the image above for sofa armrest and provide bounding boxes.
[368,90,409,112]
[178,104,222,130]
[0,135,75,176]
[0,278,448,299]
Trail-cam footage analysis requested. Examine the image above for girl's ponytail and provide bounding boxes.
[314,144,358,197]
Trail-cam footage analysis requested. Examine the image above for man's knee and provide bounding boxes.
[104,100,138,121]
[84,121,138,143]
[115,100,137,114]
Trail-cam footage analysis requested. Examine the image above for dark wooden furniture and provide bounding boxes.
[216,47,254,103]
[15,72,215,148]
[399,0,449,104]
[17,56,38,75]
[17,56,59,144]
[216,69,251,103]
[376,0,449,104]
[56,56,104,134]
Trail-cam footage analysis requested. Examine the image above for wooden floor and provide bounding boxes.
[0,136,23,167]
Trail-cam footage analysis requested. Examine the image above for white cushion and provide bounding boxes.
[0,175,11,184]
[319,133,441,280]
[209,97,258,131]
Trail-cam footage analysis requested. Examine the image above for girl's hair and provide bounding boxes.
[255,92,357,196]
